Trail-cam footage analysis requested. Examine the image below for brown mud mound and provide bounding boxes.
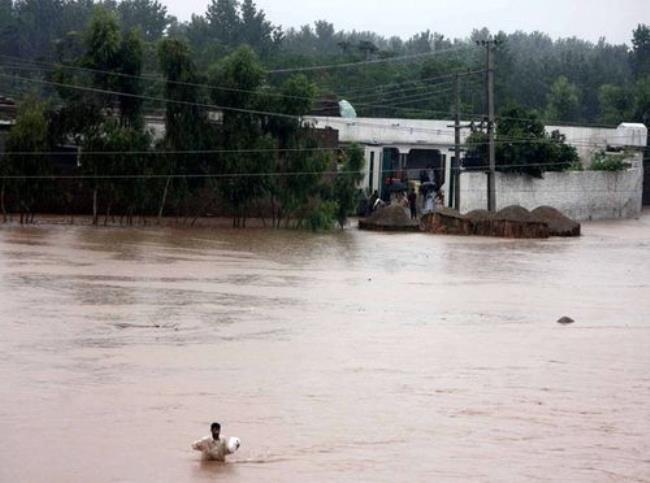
[421,205,549,239]
[489,206,549,238]
[465,209,495,222]
[420,208,471,235]
[531,206,581,237]
[495,205,538,223]
[359,205,419,232]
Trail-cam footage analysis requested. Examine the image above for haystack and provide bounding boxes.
[531,206,581,237]
[358,204,419,232]
[420,208,472,235]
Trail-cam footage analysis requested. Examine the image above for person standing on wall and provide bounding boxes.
[408,188,418,220]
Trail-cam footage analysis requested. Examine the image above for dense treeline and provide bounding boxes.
[1,0,649,125]
[0,0,649,225]
[1,7,363,227]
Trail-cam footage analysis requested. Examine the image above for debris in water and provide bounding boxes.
[557,316,575,325]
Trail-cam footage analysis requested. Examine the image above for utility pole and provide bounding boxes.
[447,73,473,211]
[453,73,462,210]
[477,38,499,211]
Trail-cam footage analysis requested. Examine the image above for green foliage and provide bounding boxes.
[332,144,365,229]
[545,76,581,123]
[466,106,579,177]
[4,98,51,218]
[85,7,121,93]
[0,0,643,126]
[305,200,337,231]
[598,84,634,125]
[634,76,650,125]
[632,24,650,79]
[2,2,648,228]
[117,28,145,128]
[117,0,171,42]
[206,0,240,46]
[590,151,631,171]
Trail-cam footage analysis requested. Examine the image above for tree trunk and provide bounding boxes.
[92,187,98,225]
[104,200,112,226]
[1,181,6,223]
[158,176,171,224]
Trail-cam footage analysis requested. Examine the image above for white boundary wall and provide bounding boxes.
[459,154,644,221]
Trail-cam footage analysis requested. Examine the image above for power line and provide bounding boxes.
[0,58,484,119]
[0,72,468,137]
[2,72,641,144]
[0,57,321,105]
[267,46,472,73]
[353,80,484,110]
[1,134,637,158]
[1,162,640,180]
[0,147,345,156]
[1,55,631,129]
[336,69,483,100]
[3,61,627,133]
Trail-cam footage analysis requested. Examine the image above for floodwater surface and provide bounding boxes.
[1,215,650,482]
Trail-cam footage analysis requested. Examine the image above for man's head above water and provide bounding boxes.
[211,422,221,440]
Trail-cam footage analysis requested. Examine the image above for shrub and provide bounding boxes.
[590,151,631,171]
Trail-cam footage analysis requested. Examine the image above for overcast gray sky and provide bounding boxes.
[168,0,648,45]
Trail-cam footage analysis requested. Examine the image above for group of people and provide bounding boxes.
[365,184,443,220]
[407,185,443,219]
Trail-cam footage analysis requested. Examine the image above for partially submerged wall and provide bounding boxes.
[459,154,644,221]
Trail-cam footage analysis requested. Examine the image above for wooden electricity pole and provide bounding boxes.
[454,73,462,210]
[448,73,473,211]
[477,38,499,211]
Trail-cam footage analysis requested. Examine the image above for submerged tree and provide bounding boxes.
[332,145,364,229]
[4,99,51,223]
[157,37,211,221]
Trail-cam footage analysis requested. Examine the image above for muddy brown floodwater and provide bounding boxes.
[1,214,650,482]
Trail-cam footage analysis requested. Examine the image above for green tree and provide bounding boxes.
[545,76,581,122]
[116,28,145,128]
[467,106,579,177]
[631,24,650,79]
[206,0,240,47]
[598,84,634,125]
[84,7,121,109]
[332,144,364,229]
[157,37,210,220]
[634,76,650,126]
[117,0,171,42]
[4,99,51,223]
[239,0,276,54]
[209,46,268,227]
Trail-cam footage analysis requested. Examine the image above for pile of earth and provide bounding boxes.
[495,205,540,223]
[359,205,419,232]
[531,206,581,237]
[421,205,581,239]
[464,209,494,221]
[419,208,472,235]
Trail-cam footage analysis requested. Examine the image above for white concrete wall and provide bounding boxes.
[545,125,613,166]
[459,155,644,221]
[546,123,648,166]
[305,116,472,146]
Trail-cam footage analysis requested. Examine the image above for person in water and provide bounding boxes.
[192,422,241,461]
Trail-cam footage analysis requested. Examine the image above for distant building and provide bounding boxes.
[303,115,649,210]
